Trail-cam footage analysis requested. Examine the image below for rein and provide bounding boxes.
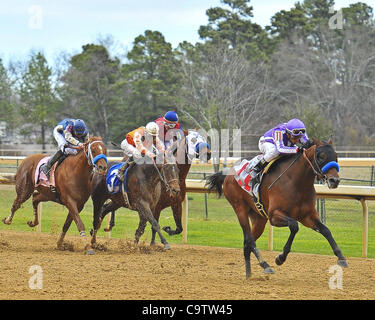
[151,157,178,194]
[302,148,326,181]
[268,153,302,190]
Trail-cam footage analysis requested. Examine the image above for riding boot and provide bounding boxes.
[117,156,134,182]
[41,150,64,180]
[250,158,267,192]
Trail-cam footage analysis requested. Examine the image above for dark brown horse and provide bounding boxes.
[103,129,211,244]
[2,136,108,254]
[206,138,348,278]
[89,149,181,249]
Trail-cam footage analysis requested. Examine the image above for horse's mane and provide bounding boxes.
[88,136,103,142]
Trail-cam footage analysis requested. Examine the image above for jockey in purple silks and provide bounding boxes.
[250,118,309,191]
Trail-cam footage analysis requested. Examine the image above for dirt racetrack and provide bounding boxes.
[0,230,374,300]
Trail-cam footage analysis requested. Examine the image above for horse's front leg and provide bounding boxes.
[302,213,348,267]
[135,214,147,244]
[162,202,183,236]
[137,200,171,250]
[64,199,94,255]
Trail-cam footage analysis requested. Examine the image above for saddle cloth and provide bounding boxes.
[106,163,125,194]
[233,156,262,195]
[106,163,132,208]
[233,155,280,219]
[35,157,57,188]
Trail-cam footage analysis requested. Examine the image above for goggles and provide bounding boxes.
[288,128,306,136]
[164,122,177,129]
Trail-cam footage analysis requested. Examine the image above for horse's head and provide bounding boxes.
[83,136,108,176]
[155,149,180,198]
[307,137,340,189]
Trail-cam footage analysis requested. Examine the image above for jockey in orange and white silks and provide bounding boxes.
[120,122,165,159]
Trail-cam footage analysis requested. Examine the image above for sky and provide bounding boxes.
[0,0,371,65]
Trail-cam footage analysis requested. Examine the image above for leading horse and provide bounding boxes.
[2,136,108,254]
[206,138,348,278]
[90,149,181,249]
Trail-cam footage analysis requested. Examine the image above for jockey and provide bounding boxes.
[154,111,182,148]
[251,118,309,185]
[41,118,89,179]
[118,122,165,181]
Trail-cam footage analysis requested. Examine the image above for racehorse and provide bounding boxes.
[206,138,348,278]
[89,149,181,250]
[2,136,108,254]
[103,129,211,245]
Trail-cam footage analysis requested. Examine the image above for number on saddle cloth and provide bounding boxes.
[106,163,127,194]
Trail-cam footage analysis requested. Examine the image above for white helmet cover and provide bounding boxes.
[145,122,159,136]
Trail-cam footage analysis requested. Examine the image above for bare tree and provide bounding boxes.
[177,44,275,168]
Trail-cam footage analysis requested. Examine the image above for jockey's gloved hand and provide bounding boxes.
[146,151,156,158]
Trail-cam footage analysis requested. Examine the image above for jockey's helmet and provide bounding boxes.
[163,111,178,128]
[286,118,306,137]
[73,119,88,137]
[145,122,159,137]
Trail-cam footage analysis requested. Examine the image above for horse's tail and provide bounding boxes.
[205,168,231,198]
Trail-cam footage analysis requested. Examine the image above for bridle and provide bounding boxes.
[151,153,179,195]
[268,144,339,190]
[302,147,327,182]
[302,145,340,183]
[83,140,108,174]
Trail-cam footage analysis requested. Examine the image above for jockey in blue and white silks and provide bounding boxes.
[251,118,309,181]
[186,130,211,162]
[41,119,89,179]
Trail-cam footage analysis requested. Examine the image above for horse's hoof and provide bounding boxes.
[162,226,172,234]
[275,255,284,266]
[2,218,10,225]
[103,227,112,232]
[163,243,171,250]
[27,221,36,227]
[264,267,275,274]
[86,249,95,255]
[338,259,348,268]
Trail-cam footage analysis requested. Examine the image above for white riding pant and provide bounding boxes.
[53,127,78,155]
[258,137,279,162]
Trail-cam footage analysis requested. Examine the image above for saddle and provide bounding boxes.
[234,156,281,219]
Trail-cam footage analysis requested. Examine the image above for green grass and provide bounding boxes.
[0,185,374,259]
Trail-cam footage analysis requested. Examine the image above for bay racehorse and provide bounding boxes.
[2,136,108,254]
[103,129,211,245]
[206,138,348,278]
[90,149,181,249]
